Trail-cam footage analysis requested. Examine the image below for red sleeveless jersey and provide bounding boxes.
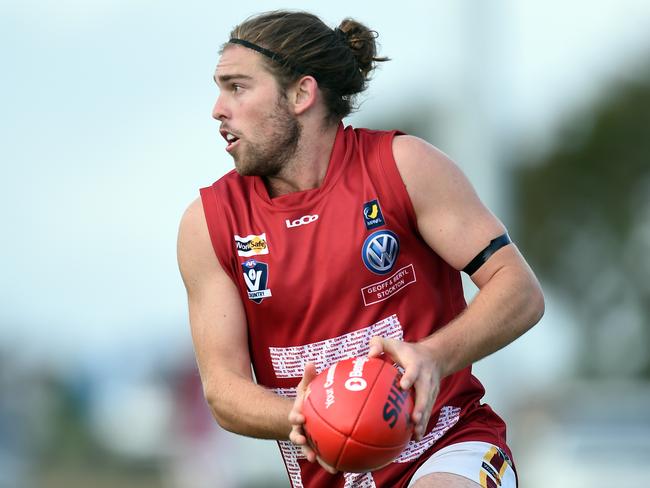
[200,124,511,487]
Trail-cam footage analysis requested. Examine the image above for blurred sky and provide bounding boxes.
[2,0,650,380]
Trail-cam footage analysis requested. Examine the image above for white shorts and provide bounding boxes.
[407,441,517,488]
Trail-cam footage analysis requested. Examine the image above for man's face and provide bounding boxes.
[213,45,301,177]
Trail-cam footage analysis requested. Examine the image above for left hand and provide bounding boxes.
[368,337,442,441]
[288,363,338,474]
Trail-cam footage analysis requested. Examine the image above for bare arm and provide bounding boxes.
[177,197,293,440]
[395,135,544,374]
[369,135,545,439]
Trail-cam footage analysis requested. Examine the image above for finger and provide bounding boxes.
[289,426,307,445]
[297,362,317,391]
[399,365,419,390]
[316,456,338,474]
[367,336,384,357]
[291,363,317,422]
[293,427,318,463]
[288,410,305,424]
[411,408,424,440]
[291,392,305,416]
[372,337,403,365]
[302,444,317,463]
[289,394,305,424]
[304,362,318,380]
[419,384,439,433]
[411,372,433,440]
[415,405,432,440]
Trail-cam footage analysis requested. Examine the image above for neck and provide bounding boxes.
[263,122,339,198]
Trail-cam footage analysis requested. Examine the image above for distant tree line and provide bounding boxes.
[513,63,650,378]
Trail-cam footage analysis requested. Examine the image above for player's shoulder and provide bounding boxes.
[179,167,247,243]
[200,169,252,205]
[392,134,455,171]
[178,196,209,253]
[177,194,224,285]
[202,168,244,192]
[179,196,204,228]
[391,134,464,189]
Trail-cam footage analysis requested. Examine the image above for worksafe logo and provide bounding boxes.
[362,199,385,230]
[361,230,400,275]
[234,233,269,257]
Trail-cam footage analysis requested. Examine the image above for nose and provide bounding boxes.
[212,93,229,121]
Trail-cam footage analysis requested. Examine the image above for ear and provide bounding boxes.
[289,75,319,115]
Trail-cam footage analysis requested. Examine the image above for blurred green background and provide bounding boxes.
[2,1,650,487]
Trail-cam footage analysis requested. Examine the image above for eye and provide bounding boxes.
[232,83,243,93]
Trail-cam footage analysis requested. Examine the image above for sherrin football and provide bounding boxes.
[302,356,414,473]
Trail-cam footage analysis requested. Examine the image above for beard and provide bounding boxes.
[233,95,301,178]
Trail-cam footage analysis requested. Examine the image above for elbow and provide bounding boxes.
[526,276,545,328]
[204,386,237,433]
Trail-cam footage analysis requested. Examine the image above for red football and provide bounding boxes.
[302,356,414,473]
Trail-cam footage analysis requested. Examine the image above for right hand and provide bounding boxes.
[368,336,442,441]
[288,363,338,474]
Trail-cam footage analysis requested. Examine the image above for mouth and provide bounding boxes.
[220,128,241,152]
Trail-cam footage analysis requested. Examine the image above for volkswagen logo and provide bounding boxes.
[361,230,400,275]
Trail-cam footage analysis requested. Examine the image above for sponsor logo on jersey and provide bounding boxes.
[286,214,319,228]
[361,264,417,306]
[241,259,272,303]
[362,230,400,275]
[234,233,269,257]
[363,199,385,229]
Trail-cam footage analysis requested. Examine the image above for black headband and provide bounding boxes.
[228,38,309,76]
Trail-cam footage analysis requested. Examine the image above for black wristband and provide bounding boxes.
[462,233,512,275]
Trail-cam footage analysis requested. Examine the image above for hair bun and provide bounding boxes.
[333,27,348,45]
[337,18,388,79]
[228,11,389,120]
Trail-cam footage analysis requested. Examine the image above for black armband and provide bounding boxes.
[462,233,512,275]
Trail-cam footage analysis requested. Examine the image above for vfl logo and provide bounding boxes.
[241,259,272,304]
[286,214,319,228]
[234,233,269,257]
[363,199,385,229]
[362,230,400,275]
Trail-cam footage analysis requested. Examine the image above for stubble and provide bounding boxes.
[234,95,301,178]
